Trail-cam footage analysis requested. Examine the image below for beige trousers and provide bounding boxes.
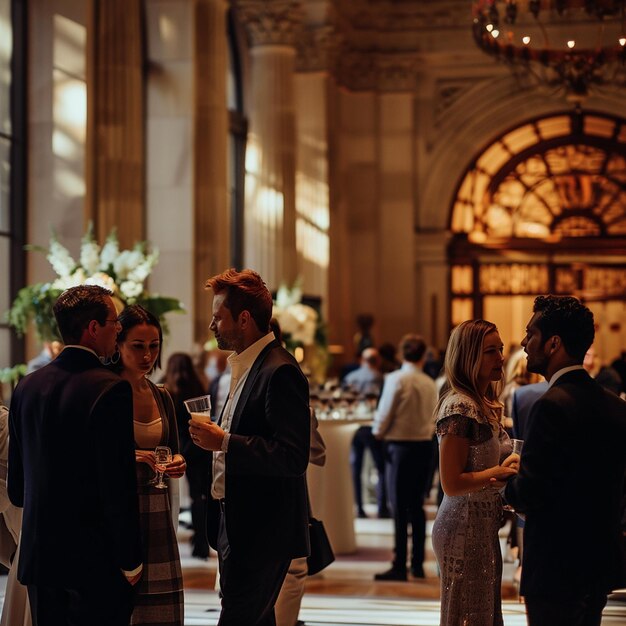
[274,556,308,626]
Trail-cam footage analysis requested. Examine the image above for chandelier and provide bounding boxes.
[472,1,626,103]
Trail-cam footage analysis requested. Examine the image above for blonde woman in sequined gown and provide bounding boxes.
[432,320,519,626]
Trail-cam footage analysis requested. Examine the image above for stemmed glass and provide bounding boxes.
[153,445,172,489]
[503,439,523,511]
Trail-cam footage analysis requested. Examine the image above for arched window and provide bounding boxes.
[1,0,26,372]
[449,111,626,360]
[451,111,626,241]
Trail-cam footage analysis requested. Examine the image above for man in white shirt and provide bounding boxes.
[189,269,310,626]
[372,334,437,581]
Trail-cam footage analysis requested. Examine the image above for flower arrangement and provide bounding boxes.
[272,280,329,382]
[6,224,185,342]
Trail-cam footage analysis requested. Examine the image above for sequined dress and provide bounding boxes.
[432,393,511,626]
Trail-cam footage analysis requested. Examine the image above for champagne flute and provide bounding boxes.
[154,445,172,489]
[503,439,523,511]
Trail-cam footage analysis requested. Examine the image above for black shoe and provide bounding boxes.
[411,566,425,578]
[374,567,407,581]
[377,509,391,519]
[357,508,368,518]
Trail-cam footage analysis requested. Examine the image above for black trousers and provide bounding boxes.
[350,426,387,514]
[384,440,432,570]
[216,505,291,625]
[218,553,291,626]
[525,591,608,626]
[28,573,134,626]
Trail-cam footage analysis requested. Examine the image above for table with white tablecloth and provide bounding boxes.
[306,417,372,555]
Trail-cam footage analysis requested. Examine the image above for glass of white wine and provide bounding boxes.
[154,445,172,489]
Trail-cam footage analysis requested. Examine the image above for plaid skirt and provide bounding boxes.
[131,481,184,625]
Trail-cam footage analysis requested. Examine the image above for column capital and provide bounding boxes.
[236,0,303,47]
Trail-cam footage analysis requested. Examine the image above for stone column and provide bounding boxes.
[237,0,303,291]
[88,0,145,248]
[193,0,230,342]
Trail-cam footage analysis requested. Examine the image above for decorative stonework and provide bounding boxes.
[295,24,338,73]
[434,79,481,124]
[335,51,420,92]
[335,0,468,32]
[236,0,303,47]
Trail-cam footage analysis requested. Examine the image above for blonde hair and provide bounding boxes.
[436,319,504,430]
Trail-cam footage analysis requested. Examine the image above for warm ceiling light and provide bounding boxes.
[472,0,626,104]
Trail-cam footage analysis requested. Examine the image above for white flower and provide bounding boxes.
[113,250,144,280]
[80,241,101,276]
[275,283,302,309]
[47,240,76,278]
[273,303,318,346]
[85,272,117,292]
[99,238,119,271]
[128,249,159,284]
[120,280,143,299]
[51,268,87,290]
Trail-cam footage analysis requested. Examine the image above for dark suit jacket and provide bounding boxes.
[8,347,143,586]
[207,339,310,562]
[511,381,549,440]
[505,369,626,599]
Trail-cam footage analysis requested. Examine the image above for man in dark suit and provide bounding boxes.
[8,285,143,625]
[189,268,310,626]
[510,380,548,441]
[505,295,626,626]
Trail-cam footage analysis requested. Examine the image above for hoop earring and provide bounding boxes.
[110,349,121,365]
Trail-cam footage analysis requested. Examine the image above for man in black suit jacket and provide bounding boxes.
[505,295,626,626]
[511,381,549,441]
[190,269,310,626]
[8,285,143,625]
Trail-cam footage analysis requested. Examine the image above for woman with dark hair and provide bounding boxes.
[115,305,186,625]
[162,352,211,559]
[432,319,519,626]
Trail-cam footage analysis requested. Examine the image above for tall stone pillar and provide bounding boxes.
[88,0,145,248]
[193,0,230,342]
[237,0,302,291]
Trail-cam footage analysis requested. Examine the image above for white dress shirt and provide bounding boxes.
[372,362,438,441]
[211,332,275,500]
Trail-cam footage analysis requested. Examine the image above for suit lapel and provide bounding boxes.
[229,340,279,434]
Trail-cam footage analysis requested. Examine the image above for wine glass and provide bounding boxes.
[154,445,172,489]
[503,439,523,511]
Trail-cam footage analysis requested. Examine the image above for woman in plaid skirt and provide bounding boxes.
[115,305,186,625]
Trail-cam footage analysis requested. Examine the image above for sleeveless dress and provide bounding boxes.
[431,393,512,626]
[131,382,184,626]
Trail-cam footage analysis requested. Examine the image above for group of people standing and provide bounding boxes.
[6,267,313,626]
[432,296,626,626]
[2,267,625,626]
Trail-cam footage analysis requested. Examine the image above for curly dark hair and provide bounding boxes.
[205,268,272,333]
[532,295,594,361]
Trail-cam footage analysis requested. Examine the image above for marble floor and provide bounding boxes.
[1,503,625,625]
[176,504,626,626]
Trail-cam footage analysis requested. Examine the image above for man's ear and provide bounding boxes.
[238,310,251,328]
[87,319,100,339]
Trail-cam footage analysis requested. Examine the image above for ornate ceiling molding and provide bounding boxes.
[295,24,338,73]
[235,0,304,48]
[334,51,421,92]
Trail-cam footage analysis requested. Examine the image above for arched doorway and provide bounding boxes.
[449,110,626,362]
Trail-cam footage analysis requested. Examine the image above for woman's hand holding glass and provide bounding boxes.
[163,453,186,478]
